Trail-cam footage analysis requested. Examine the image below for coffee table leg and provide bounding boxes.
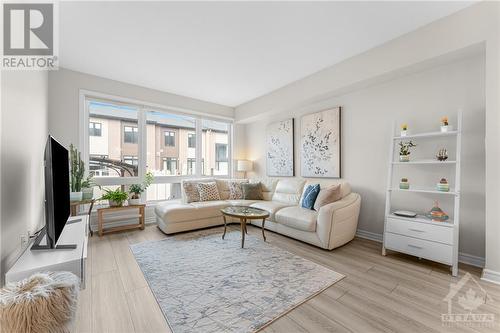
[241,218,246,248]
[262,218,266,242]
[222,215,227,240]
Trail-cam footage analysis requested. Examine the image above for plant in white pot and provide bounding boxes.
[101,189,128,207]
[128,172,154,205]
[399,141,416,162]
[69,144,85,201]
[81,175,96,200]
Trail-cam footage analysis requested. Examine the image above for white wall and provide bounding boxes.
[1,71,49,282]
[48,68,234,149]
[237,1,500,279]
[244,56,485,259]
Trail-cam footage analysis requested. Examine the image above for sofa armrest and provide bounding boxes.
[316,192,361,249]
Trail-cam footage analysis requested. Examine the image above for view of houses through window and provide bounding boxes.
[87,99,231,201]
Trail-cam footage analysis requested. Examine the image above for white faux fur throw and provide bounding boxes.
[0,271,79,333]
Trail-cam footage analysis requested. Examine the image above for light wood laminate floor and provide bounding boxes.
[75,224,500,333]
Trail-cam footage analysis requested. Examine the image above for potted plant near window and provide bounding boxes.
[128,172,154,205]
[399,141,416,162]
[70,144,85,201]
[81,175,96,200]
[101,189,128,207]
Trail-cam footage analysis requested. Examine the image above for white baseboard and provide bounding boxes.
[481,269,500,285]
[355,229,485,268]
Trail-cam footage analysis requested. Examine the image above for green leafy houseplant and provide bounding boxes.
[70,144,85,192]
[129,172,154,200]
[101,189,128,207]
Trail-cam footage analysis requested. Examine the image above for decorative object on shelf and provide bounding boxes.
[266,118,294,176]
[128,172,154,205]
[393,210,417,218]
[399,178,410,189]
[300,107,341,178]
[101,189,128,207]
[400,123,408,137]
[440,116,452,132]
[81,174,97,200]
[236,160,253,178]
[436,148,449,161]
[426,200,449,222]
[399,141,416,162]
[69,144,85,201]
[436,178,450,192]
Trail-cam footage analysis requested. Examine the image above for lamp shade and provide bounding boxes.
[237,160,253,172]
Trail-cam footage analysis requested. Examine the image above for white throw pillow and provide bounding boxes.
[197,182,221,201]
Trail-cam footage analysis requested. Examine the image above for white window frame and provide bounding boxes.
[79,89,234,191]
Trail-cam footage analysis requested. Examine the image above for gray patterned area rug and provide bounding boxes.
[130,229,344,333]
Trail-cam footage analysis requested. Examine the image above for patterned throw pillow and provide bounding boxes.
[228,181,244,200]
[182,182,200,203]
[241,183,264,200]
[197,182,221,201]
[301,184,321,210]
[314,184,342,211]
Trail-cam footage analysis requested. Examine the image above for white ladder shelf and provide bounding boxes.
[382,111,462,276]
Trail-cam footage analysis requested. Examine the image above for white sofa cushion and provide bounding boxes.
[272,179,305,205]
[226,199,259,206]
[155,200,228,224]
[250,201,292,220]
[275,206,317,232]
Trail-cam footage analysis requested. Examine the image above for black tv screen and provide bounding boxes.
[44,135,70,248]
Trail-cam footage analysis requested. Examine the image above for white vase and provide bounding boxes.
[82,187,94,200]
[440,125,452,132]
[70,191,83,202]
[399,155,410,162]
[108,199,123,207]
[400,130,408,137]
[128,198,142,206]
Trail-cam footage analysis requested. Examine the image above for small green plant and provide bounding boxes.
[399,141,416,156]
[70,144,85,192]
[101,189,128,206]
[129,172,154,199]
[80,174,96,189]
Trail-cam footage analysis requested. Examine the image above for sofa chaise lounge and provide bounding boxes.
[155,178,361,250]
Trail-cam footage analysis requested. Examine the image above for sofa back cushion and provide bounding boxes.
[181,178,215,203]
[272,179,306,205]
[241,183,264,200]
[313,184,342,210]
[215,179,248,200]
[250,178,278,201]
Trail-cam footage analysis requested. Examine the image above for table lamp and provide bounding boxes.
[237,160,253,178]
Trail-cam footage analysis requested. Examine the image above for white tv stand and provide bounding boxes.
[5,215,89,288]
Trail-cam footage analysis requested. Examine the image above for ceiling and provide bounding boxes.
[60,1,474,107]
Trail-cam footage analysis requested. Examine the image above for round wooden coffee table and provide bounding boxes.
[221,206,270,248]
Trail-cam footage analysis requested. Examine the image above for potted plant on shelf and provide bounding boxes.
[101,189,128,207]
[400,123,408,137]
[399,178,410,189]
[81,174,96,200]
[440,116,452,132]
[69,144,85,201]
[128,172,154,205]
[399,141,416,162]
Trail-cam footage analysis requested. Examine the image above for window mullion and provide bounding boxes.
[138,107,147,180]
[195,117,202,177]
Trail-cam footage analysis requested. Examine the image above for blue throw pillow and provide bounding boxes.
[301,184,320,210]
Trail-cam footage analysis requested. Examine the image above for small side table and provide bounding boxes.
[97,204,145,237]
[70,199,95,236]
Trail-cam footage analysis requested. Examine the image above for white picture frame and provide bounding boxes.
[266,118,295,177]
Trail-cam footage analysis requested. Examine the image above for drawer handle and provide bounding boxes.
[408,228,425,233]
[408,244,423,249]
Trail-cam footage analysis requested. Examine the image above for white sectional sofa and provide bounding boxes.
[155,178,361,250]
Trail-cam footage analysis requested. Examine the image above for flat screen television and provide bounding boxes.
[32,135,75,250]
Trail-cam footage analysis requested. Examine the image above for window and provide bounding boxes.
[188,133,196,148]
[187,158,196,175]
[164,131,175,146]
[124,126,138,144]
[89,122,102,136]
[202,120,229,176]
[123,155,138,166]
[163,157,177,175]
[146,111,197,176]
[88,101,138,178]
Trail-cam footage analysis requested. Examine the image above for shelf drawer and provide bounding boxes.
[384,232,453,265]
[386,217,453,245]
